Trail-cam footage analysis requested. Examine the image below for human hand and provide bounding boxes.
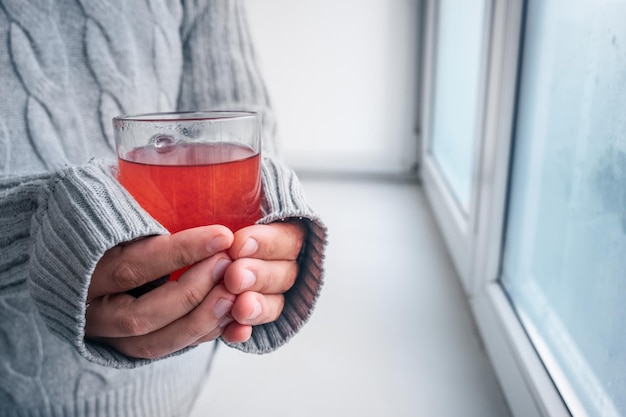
[85,225,236,359]
[219,220,307,344]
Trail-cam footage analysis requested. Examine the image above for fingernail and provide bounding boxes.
[213,258,231,282]
[207,235,231,254]
[214,298,233,319]
[239,238,258,257]
[248,301,262,321]
[241,269,256,290]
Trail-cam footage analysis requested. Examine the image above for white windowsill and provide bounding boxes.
[190,177,511,417]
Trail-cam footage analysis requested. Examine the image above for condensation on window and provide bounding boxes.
[500,1,626,416]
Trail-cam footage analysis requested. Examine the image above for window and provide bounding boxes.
[420,0,626,416]
[429,0,489,211]
[419,0,492,289]
[501,1,626,415]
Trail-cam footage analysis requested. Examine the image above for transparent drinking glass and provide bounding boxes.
[113,111,262,280]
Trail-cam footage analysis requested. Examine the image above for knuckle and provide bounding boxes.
[181,287,205,310]
[171,247,195,269]
[111,261,145,290]
[261,268,274,293]
[118,313,149,337]
[259,279,270,294]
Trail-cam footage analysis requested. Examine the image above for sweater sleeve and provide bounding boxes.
[0,161,171,368]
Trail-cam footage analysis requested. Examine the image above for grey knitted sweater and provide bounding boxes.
[0,1,326,416]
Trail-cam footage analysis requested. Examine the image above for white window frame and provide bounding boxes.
[419,0,494,293]
[419,1,573,416]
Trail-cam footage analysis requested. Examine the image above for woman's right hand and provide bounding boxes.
[85,225,236,359]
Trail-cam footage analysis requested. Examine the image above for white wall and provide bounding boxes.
[245,0,421,175]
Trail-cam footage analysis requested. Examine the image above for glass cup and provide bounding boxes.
[113,111,262,280]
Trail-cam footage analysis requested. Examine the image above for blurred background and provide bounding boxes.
[191,1,626,417]
[246,0,421,176]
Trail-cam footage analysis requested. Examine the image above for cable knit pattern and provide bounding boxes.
[178,0,279,155]
[0,0,326,415]
[80,0,182,146]
[0,119,8,174]
[4,1,88,169]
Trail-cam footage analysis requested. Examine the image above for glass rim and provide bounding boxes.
[113,111,260,123]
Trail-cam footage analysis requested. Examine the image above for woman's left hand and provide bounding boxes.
[213,220,307,344]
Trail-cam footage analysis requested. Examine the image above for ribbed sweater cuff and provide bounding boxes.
[28,160,169,368]
[224,157,327,353]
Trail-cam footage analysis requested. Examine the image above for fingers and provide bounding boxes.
[188,288,284,346]
[223,257,298,295]
[85,253,232,338]
[89,225,234,301]
[231,291,285,326]
[85,221,305,358]
[221,323,253,344]
[86,268,287,358]
[215,292,284,345]
[192,322,253,345]
[90,284,237,360]
[228,221,307,261]
[219,221,303,343]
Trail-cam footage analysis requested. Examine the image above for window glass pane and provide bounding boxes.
[429,0,488,211]
[501,1,626,415]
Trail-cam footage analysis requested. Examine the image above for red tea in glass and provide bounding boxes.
[113,112,262,280]
[117,142,261,233]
